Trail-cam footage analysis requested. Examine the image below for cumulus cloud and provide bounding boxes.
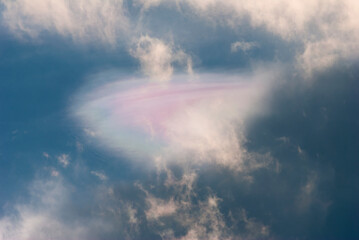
[1,0,129,45]
[130,35,193,81]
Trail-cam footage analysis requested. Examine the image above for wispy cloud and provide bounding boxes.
[4,0,359,77]
[0,179,85,240]
[73,69,278,171]
[57,154,70,168]
[231,41,258,53]
[90,170,108,181]
[135,0,359,76]
[1,0,129,45]
[130,35,192,81]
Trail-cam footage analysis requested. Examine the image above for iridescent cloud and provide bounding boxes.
[73,72,275,169]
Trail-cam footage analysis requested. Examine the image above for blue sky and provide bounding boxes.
[0,1,358,239]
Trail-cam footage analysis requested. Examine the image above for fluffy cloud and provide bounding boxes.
[4,0,358,76]
[130,35,192,81]
[0,179,87,240]
[1,0,129,45]
[0,163,270,240]
[73,69,278,171]
[0,177,142,239]
[137,0,359,75]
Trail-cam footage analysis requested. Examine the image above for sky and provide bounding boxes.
[0,0,358,239]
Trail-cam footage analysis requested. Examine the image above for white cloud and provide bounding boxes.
[57,154,70,168]
[277,136,290,143]
[126,205,138,224]
[136,0,359,76]
[145,197,178,220]
[73,70,278,171]
[297,146,304,155]
[240,209,270,239]
[51,169,60,177]
[137,167,233,240]
[138,165,271,240]
[84,128,97,137]
[130,35,193,81]
[295,171,331,213]
[90,170,108,181]
[1,0,129,45]
[42,152,50,158]
[231,41,258,53]
[0,178,136,239]
[0,180,87,240]
[3,0,359,76]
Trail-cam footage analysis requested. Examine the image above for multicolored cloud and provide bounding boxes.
[73,71,275,169]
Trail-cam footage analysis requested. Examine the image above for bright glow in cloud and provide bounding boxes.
[73,70,277,170]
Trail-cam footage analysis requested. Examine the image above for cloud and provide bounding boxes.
[1,0,129,45]
[231,41,258,53]
[57,154,70,168]
[145,196,178,220]
[136,0,359,76]
[90,170,108,181]
[135,167,234,240]
[73,69,279,171]
[83,128,97,137]
[239,209,270,239]
[135,164,272,240]
[297,145,304,155]
[51,169,60,177]
[1,2,194,80]
[277,136,290,143]
[0,177,142,239]
[130,35,193,81]
[0,161,271,239]
[0,179,87,240]
[4,0,358,77]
